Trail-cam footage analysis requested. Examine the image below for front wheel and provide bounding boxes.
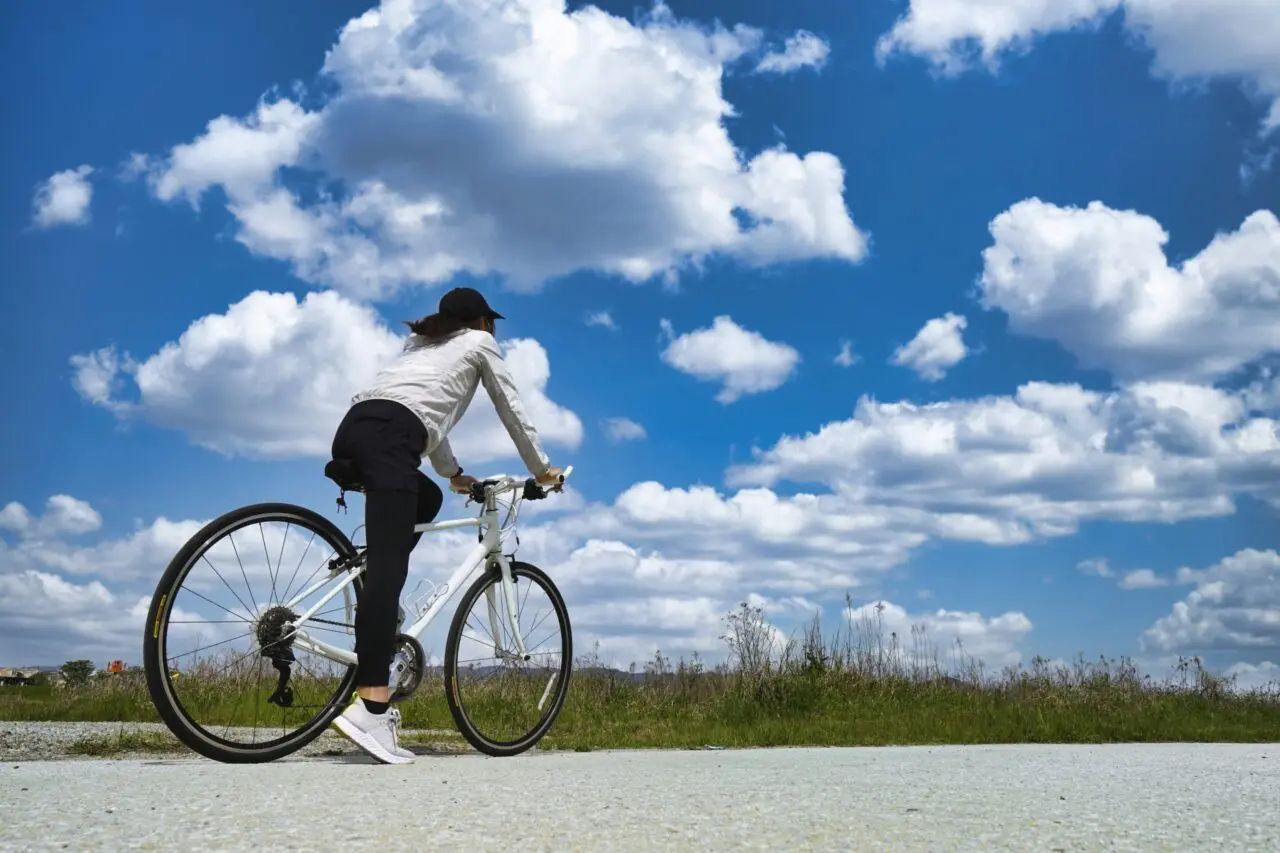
[443,561,572,757]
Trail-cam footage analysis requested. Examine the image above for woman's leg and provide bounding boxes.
[355,489,418,700]
[410,470,444,551]
[329,399,430,706]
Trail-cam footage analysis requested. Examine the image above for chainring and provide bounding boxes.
[388,632,426,703]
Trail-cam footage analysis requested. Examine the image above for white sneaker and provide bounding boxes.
[332,698,415,765]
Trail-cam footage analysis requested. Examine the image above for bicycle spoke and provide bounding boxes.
[448,568,569,752]
[150,510,362,758]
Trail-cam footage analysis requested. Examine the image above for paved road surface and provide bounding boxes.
[3,743,1276,851]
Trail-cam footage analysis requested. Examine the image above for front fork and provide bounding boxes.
[486,556,529,660]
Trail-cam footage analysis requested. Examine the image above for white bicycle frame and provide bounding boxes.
[279,467,572,681]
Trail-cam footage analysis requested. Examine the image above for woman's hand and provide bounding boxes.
[535,466,565,488]
[449,473,479,494]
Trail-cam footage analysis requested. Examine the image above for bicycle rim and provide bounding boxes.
[444,562,572,757]
[144,503,362,762]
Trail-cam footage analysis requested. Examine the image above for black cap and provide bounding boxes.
[438,286,504,322]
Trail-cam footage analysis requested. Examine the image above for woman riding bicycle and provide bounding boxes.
[326,285,563,764]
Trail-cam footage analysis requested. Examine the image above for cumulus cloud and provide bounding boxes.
[726,379,1280,539]
[0,498,202,584]
[70,289,582,463]
[756,30,831,74]
[890,312,969,381]
[602,417,646,443]
[876,0,1280,134]
[0,495,101,539]
[1223,660,1280,691]
[0,496,357,665]
[1141,548,1280,653]
[978,200,1280,384]
[31,165,94,228]
[139,0,868,300]
[0,503,31,533]
[659,315,801,403]
[0,485,1027,672]
[149,99,320,206]
[845,600,1033,669]
[0,569,151,664]
[394,476,1043,670]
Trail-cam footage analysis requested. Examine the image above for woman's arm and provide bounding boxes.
[474,337,551,477]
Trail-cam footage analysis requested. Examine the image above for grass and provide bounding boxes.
[65,727,182,757]
[6,599,1280,754]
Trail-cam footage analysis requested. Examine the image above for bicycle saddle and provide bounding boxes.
[324,457,364,496]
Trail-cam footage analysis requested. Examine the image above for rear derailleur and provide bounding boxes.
[257,605,298,708]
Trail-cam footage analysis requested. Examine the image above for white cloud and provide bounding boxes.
[31,165,94,228]
[875,0,1119,74]
[149,99,320,206]
[140,0,868,300]
[659,315,801,403]
[876,0,1280,134]
[532,479,1040,592]
[834,339,860,367]
[0,499,201,584]
[845,600,1033,669]
[0,497,343,664]
[118,152,152,182]
[585,310,618,331]
[1223,660,1280,691]
[1141,548,1280,653]
[0,503,31,533]
[0,569,150,664]
[727,379,1280,539]
[978,199,1280,384]
[756,30,831,74]
[1078,557,1169,589]
[890,312,968,381]
[602,417,646,443]
[1119,568,1168,590]
[0,495,101,539]
[38,496,102,537]
[70,289,581,463]
[1077,558,1113,578]
[0,484,1022,672]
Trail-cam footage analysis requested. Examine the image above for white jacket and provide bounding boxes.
[351,329,550,478]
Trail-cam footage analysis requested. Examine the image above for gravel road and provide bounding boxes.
[0,720,465,762]
[3,742,1277,851]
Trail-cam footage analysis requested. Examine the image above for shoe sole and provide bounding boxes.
[332,715,415,765]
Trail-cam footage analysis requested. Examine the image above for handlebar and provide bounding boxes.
[465,465,574,504]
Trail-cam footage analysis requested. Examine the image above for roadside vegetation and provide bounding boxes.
[5,598,1278,756]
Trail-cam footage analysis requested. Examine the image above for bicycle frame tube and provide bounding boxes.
[289,501,532,667]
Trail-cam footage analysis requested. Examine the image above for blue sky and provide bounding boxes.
[2,0,1278,684]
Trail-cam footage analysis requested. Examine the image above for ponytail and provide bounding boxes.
[403,312,469,343]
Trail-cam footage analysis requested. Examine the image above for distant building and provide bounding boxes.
[0,666,67,687]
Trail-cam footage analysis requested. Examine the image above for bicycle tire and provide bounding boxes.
[443,560,573,757]
[142,502,362,764]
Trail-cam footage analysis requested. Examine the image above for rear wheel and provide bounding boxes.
[443,561,572,757]
[142,502,364,763]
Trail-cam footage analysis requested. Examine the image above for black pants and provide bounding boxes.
[330,399,444,688]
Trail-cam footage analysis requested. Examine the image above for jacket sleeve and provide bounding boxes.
[426,435,461,479]
[475,337,551,476]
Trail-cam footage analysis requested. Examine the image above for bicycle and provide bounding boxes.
[141,465,575,764]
